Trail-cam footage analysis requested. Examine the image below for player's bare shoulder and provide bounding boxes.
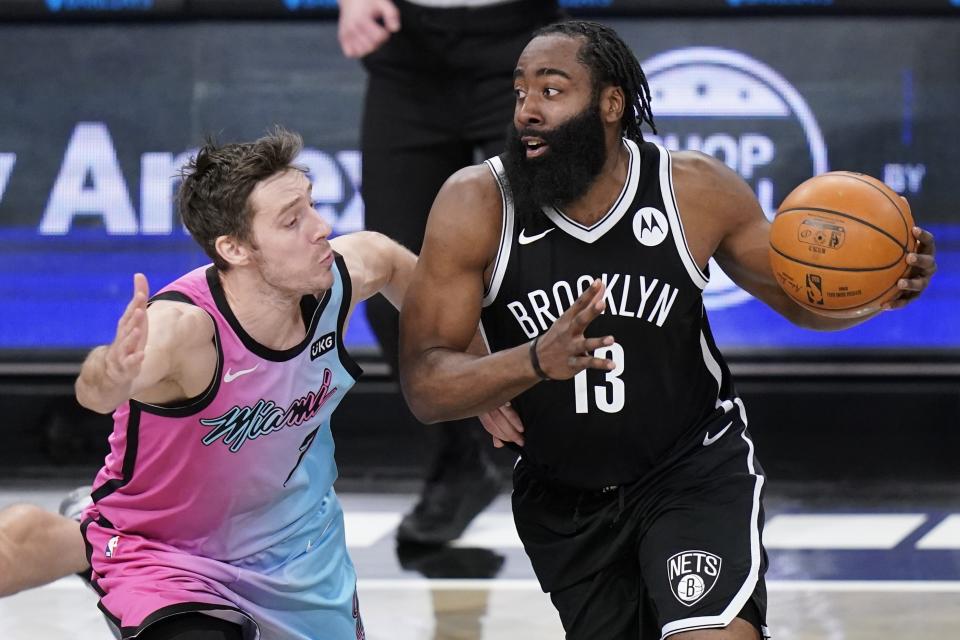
[424,163,504,268]
[669,149,766,266]
[149,299,215,347]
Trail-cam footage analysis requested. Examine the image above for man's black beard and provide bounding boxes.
[503,103,608,215]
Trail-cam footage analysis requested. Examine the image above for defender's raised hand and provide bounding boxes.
[104,273,150,388]
[531,279,616,381]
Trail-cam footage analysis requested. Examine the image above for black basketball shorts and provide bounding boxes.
[512,400,771,639]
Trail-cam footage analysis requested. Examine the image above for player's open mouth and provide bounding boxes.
[522,137,549,159]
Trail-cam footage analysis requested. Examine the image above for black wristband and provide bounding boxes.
[529,335,552,381]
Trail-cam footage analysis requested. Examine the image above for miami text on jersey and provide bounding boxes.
[199,368,337,452]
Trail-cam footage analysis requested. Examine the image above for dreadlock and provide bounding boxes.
[533,20,657,144]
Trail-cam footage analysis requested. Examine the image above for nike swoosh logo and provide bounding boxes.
[702,421,733,447]
[223,364,259,383]
[518,228,554,245]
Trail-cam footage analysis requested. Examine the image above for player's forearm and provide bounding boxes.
[74,346,130,414]
[775,293,881,331]
[400,344,539,424]
[379,240,417,311]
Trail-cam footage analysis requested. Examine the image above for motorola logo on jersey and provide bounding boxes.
[310,332,336,360]
[668,550,722,607]
[641,47,829,310]
[633,207,668,247]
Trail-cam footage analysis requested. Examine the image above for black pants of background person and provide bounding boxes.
[360,0,561,544]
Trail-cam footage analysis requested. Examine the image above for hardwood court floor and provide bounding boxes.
[2,484,959,639]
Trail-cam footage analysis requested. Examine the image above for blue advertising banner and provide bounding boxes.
[0,18,957,359]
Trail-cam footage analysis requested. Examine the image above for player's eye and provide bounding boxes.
[543,87,560,97]
[514,88,527,100]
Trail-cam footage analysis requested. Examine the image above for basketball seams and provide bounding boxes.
[831,171,912,248]
[769,241,904,272]
[800,262,910,313]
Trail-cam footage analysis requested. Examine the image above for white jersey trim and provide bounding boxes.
[540,138,641,244]
[483,156,515,307]
[700,327,725,409]
[657,144,709,290]
[661,399,765,639]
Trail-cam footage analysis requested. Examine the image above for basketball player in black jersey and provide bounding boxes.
[400,20,937,640]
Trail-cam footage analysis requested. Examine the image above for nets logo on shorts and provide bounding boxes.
[667,550,722,607]
[641,47,828,311]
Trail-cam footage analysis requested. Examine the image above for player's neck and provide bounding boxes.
[219,269,308,350]
[560,141,628,226]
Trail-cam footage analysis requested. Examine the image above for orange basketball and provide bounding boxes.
[769,171,916,318]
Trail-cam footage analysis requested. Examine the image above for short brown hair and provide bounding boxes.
[176,127,304,270]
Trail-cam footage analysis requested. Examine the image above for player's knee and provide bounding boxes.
[0,504,48,596]
[0,503,50,545]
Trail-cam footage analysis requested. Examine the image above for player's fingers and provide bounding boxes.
[117,308,145,346]
[897,276,929,293]
[118,326,142,357]
[120,350,145,373]
[133,273,149,303]
[570,286,607,333]
[378,0,401,32]
[483,409,524,445]
[567,355,615,372]
[497,404,524,433]
[580,335,614,354]
[564,280,602,318]
[906,252,936,274]
[492,436,505,448]
[913,226,936,255]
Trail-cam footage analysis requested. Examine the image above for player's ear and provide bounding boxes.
[600,85,625,125]
[215,234,251,267]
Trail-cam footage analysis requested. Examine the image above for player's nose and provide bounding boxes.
[309,211,332,242]
[516,96,543,127]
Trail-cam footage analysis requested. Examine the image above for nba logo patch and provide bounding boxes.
[105,535,120,558]
[667,550,722,607]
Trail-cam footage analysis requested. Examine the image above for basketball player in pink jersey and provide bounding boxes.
[0,127,526,639]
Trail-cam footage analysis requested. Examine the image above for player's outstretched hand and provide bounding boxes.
[884,225,936,310]
[337,0,401,58]
[104,273,149,389]
[533,279,616,380]
[480,403,524,448]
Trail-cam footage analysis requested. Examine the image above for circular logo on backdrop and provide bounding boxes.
[641,47,828,310]
[633,207,669,246]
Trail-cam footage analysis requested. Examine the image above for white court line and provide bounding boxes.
[344,512,403,548]
[916,514,960,549]
[45,577,960,593]
[764,514,927,549]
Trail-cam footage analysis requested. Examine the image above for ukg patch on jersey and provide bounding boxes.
[668,550,722,606]
[310,332,336,360]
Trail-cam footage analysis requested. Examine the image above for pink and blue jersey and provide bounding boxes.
[81,256,365,639]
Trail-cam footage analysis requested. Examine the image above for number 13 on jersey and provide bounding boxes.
[573,342,625,414]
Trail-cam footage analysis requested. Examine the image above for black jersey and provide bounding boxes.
[479,139,736,489]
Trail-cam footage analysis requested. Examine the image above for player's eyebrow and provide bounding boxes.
[513,67,572,80]
[275,182,311,219]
